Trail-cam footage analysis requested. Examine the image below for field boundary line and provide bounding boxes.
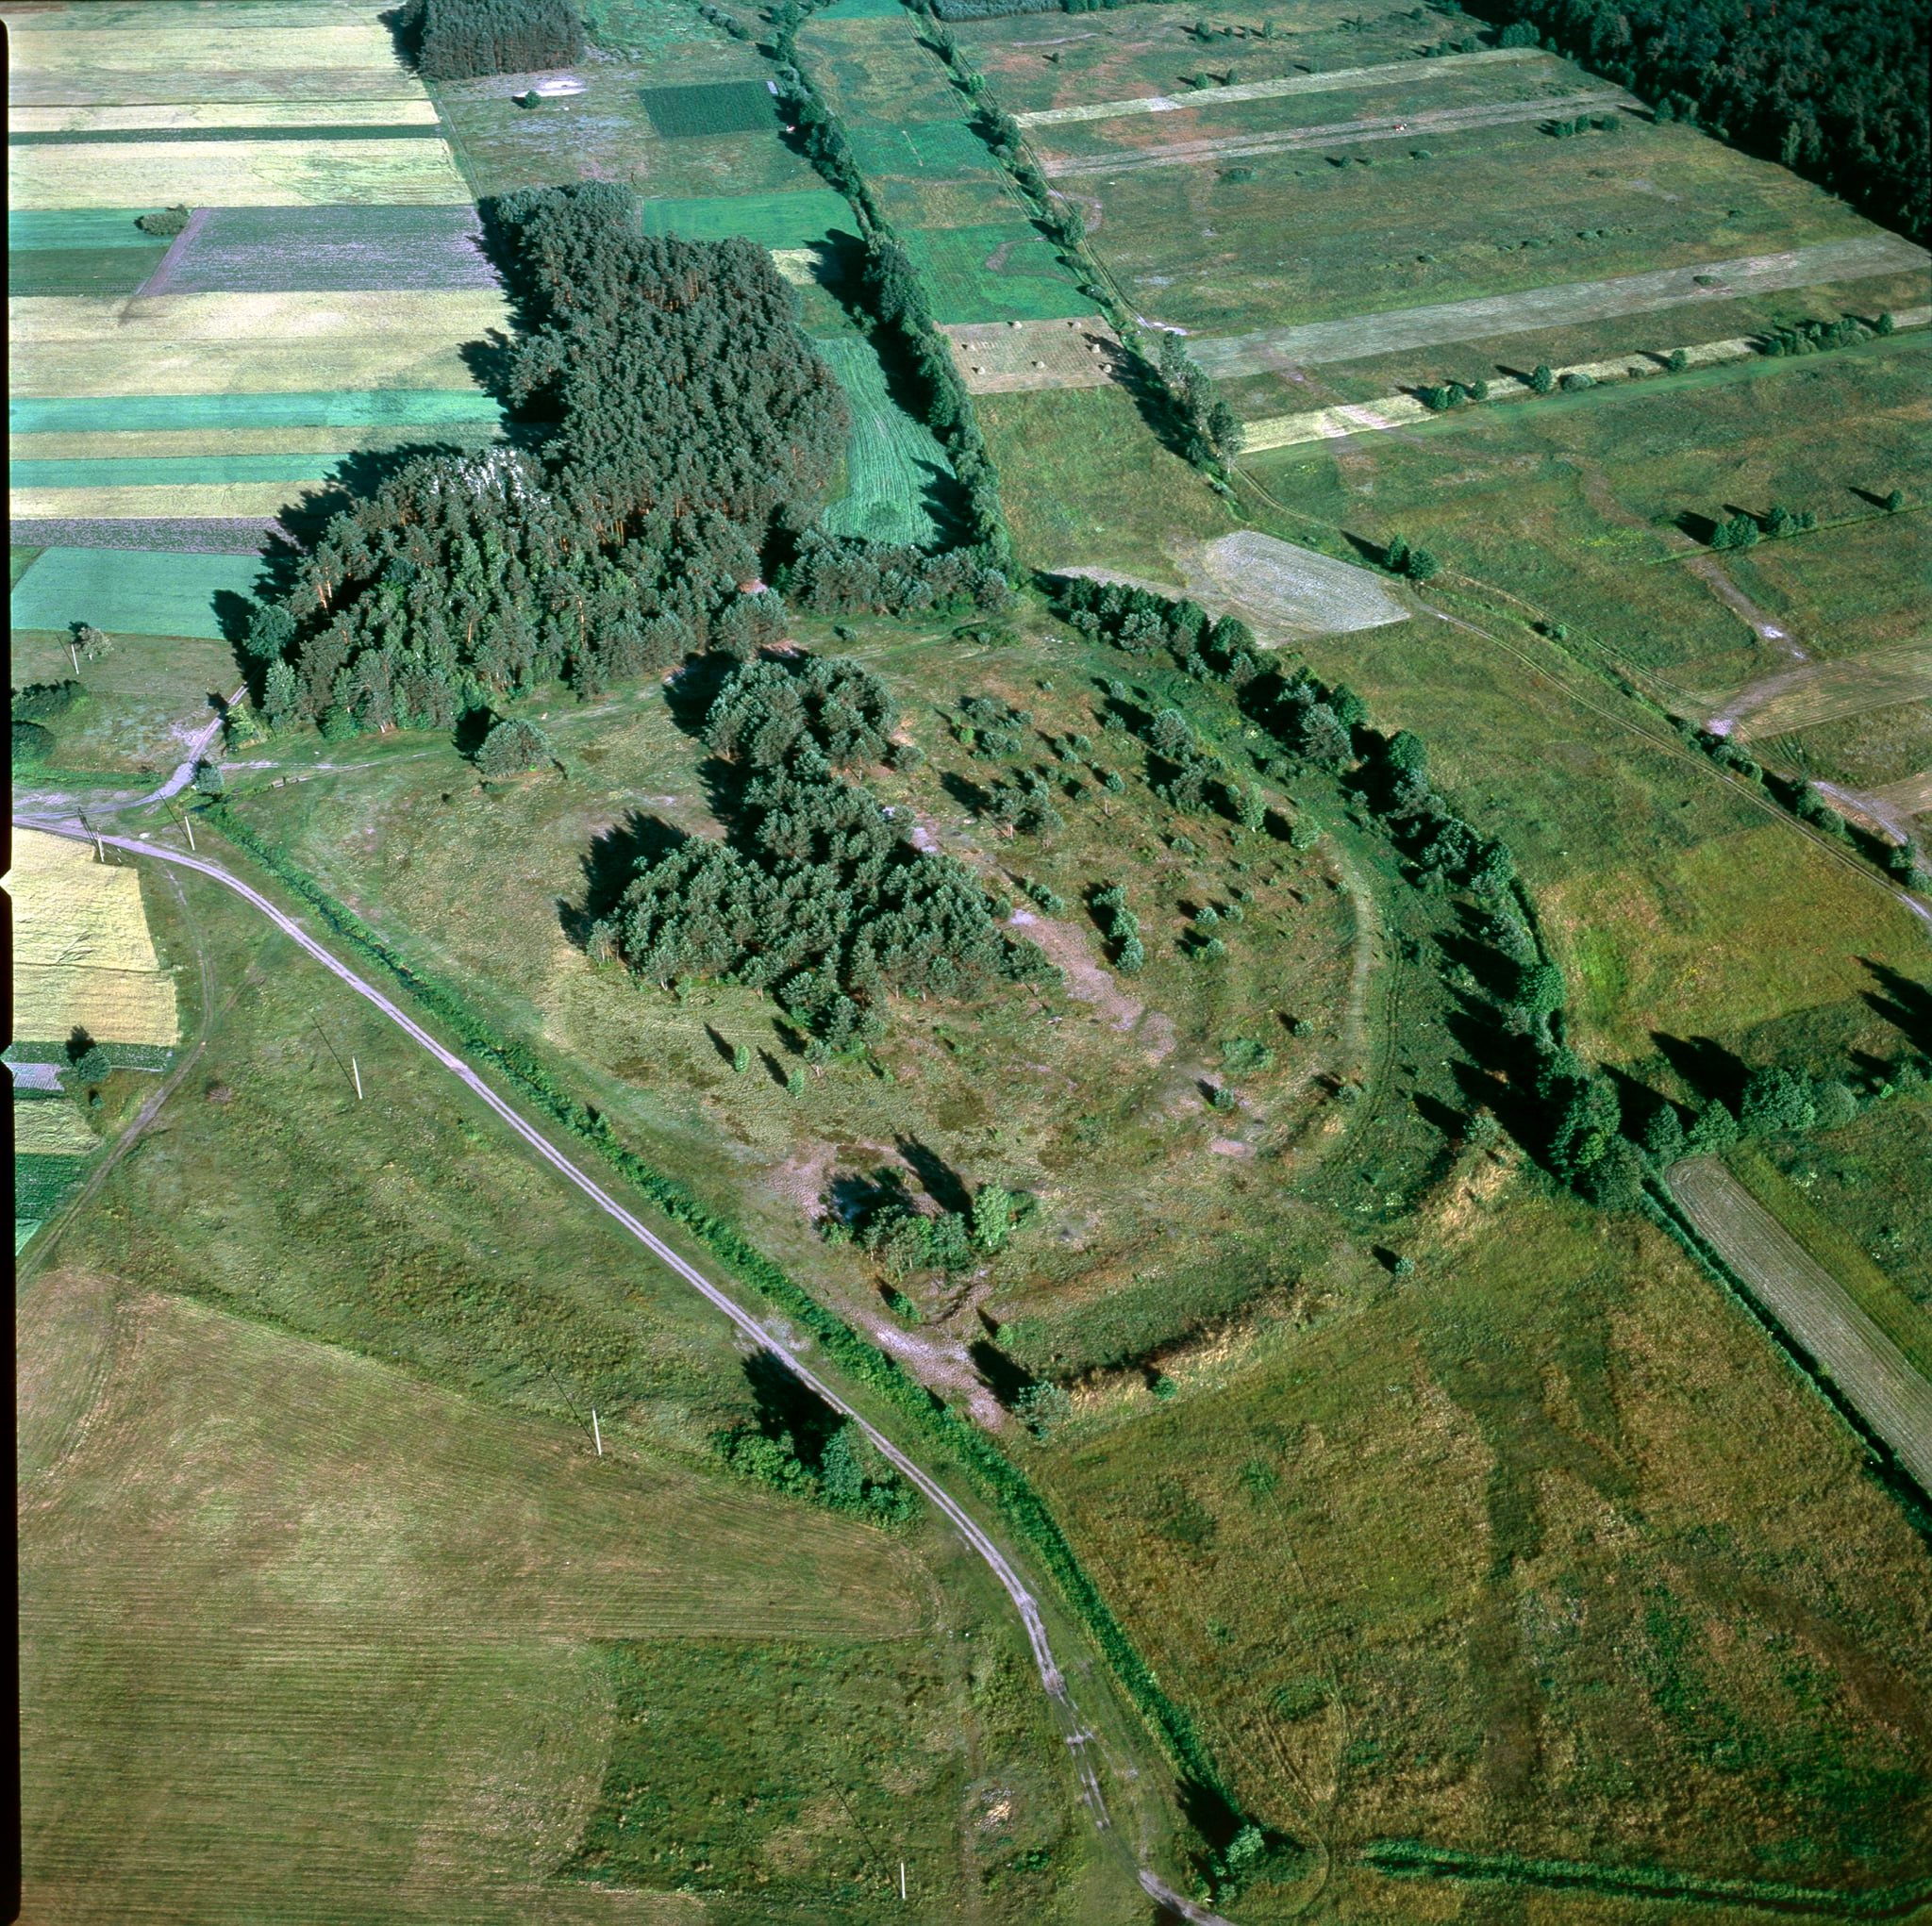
[1239,307,1932,449]
[1041,92,1625,176]
[1017,47,1547,126]
[1193,238,1932,374]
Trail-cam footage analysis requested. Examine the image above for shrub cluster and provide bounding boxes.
[588,654,1054,1040]
[715,1409,919,1526]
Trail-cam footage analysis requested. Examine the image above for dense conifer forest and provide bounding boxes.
[249,187,846,735]
[1482,0,1930,237]
[396,0,585,80]
[589,655,1054,1042]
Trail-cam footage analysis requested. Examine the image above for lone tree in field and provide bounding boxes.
[475,716,552,776]
[136,205,192,237]
[1529,363,1555,394]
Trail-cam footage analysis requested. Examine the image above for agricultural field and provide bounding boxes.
[13,0,1931,1916]
[15,845,1122,1924]
[7,0,510,770]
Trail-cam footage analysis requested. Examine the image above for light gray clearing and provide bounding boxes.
[1041,91,1624,177]
[1192,235,1932,374]
[1058,531,1407,641]
[1669,1156,1932,1495]
[1018,45,1546,126]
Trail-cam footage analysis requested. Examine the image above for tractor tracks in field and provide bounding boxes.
[11,812,1236,1926]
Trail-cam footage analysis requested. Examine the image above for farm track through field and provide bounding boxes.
[1018,46,1547,126]
[1234,459,1932,931]
[1193,236,1932,374]
[1669,1158,1932,1493]
[1041,91,1626,177]
[8,815,1235,1926]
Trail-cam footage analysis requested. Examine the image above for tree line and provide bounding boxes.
[588,653,1055,1043]
[1476,0,1929,239]
[245,186,845,737]
[395,0,585,79]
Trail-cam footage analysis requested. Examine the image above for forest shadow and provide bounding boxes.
[557,808,686,947]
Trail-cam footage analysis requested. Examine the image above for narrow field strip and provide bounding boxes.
[637,187,855,247]
[9,517,297,555]
[815,337,948,547]
[1239,306,1932,448]
[1041,91,1625,177]
[10,346,491,402]
[10,123,443,145]
[10,290,510,348]
[8,483,343,521]
[13,1104,98,1158]
[13,454,366,489]
[11,389,505,434]
[11,423,502,461]
[1194,236,1932,374]
[8,137,472,208]
[8,100,438,133]
[1018,46,1548,126]
[1670,1157,1932,1493]
[8,209,171,250]
[1713,644,1932,742]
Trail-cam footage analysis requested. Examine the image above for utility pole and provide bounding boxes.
[591,1408,603,1456]
[351,1055,362,1101]
[68,639,80,674]
[900,1862,907,1901]
[180,809,195,852]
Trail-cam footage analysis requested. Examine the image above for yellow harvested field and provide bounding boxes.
[7,830,178,1048]
[8,483,358,521]
[947,315,1128,394]
[8,137,470,208]
[11,291,510,348]
[9,100,437,133]
[10,291,510,410]
[14,1104,99,1159]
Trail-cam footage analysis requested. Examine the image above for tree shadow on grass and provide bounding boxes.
[557,807,686,948]
[1863,958,1932,1052]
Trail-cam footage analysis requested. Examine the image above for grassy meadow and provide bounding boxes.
[15,849,1124,1923]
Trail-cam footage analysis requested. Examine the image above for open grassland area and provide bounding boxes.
[816,336,955,546]
[223,616,1386,1387]
[15,853,1112,1923]
[1063,87,1892,338]
[1032,1179,1932,1910]
[954,0,1479,118]
[980,385,1234,573]
[1242,337,1932,686]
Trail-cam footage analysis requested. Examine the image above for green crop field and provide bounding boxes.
[639,78,777,139]
[900,222,1091,324]
[637,185,857,246]
[8,243,170,298]
[816,336,953,546]
[10,389,506,435]
[11,546,265,642]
